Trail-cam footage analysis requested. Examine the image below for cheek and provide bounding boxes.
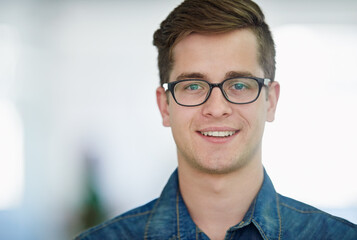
[169,105,191,130]
[169,109,192,149]
[168,105,201,143]
[238,102,267,133]
[251,107,268,139]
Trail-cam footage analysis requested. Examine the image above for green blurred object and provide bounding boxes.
[78,152,107,231]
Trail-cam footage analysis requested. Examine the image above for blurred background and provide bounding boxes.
[0,0,356,239]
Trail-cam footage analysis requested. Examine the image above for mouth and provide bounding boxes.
[199,130,237,138]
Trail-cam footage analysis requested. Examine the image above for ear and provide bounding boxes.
[156,87,171,127]
[266,81,280,122]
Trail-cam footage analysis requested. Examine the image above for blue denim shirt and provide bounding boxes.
[75,169,357,239]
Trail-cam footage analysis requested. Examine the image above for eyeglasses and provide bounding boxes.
[162,77,271,107]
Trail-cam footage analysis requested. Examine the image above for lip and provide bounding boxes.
[196,127,239,144]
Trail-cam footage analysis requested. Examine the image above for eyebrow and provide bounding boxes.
[176,72,206,81]
[175,71,255,81]
[225,71,254,79]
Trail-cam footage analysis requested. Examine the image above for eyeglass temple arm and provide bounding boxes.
[264,78,271,86]
[161,83,169,91]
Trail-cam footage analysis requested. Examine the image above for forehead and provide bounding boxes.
[170,29,263,82]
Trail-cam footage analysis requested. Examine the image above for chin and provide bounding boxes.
[191,157,249,175]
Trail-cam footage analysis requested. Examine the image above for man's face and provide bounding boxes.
[157,29,279,174]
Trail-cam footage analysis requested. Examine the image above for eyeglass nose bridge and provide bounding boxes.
[205,82,230,103]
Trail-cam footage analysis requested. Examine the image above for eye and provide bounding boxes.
[184,83,203,91]
[232,82,248,90]
[175,80,208,95]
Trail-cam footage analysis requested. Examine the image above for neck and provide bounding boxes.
[178,159,264,240]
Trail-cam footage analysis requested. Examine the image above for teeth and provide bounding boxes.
[200,131,236,137]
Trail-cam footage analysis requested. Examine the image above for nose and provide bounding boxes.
[201,87,233,118]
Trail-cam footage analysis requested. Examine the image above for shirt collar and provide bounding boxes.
[231,169,282,240]
[145,168,282,240]
[145,169,195,239]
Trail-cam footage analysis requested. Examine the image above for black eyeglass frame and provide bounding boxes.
[162,77,271,107]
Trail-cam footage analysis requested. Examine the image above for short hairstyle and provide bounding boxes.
[153,0,276,85]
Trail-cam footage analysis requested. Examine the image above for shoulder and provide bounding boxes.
[74,199,158,240]
[277,194,357,239]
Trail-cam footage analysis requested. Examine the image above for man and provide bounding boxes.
[76,0,357,239]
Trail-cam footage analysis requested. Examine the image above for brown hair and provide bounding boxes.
[153,0,276,85]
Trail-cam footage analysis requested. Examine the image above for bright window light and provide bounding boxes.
[264,25,357,209]
[0,24,24,210]
[0,101,24,210]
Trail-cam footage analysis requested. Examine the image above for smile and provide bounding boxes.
[200,131,236,137]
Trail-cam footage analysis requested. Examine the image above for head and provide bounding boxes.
[154,0,280,175]
[153,0,276,86]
